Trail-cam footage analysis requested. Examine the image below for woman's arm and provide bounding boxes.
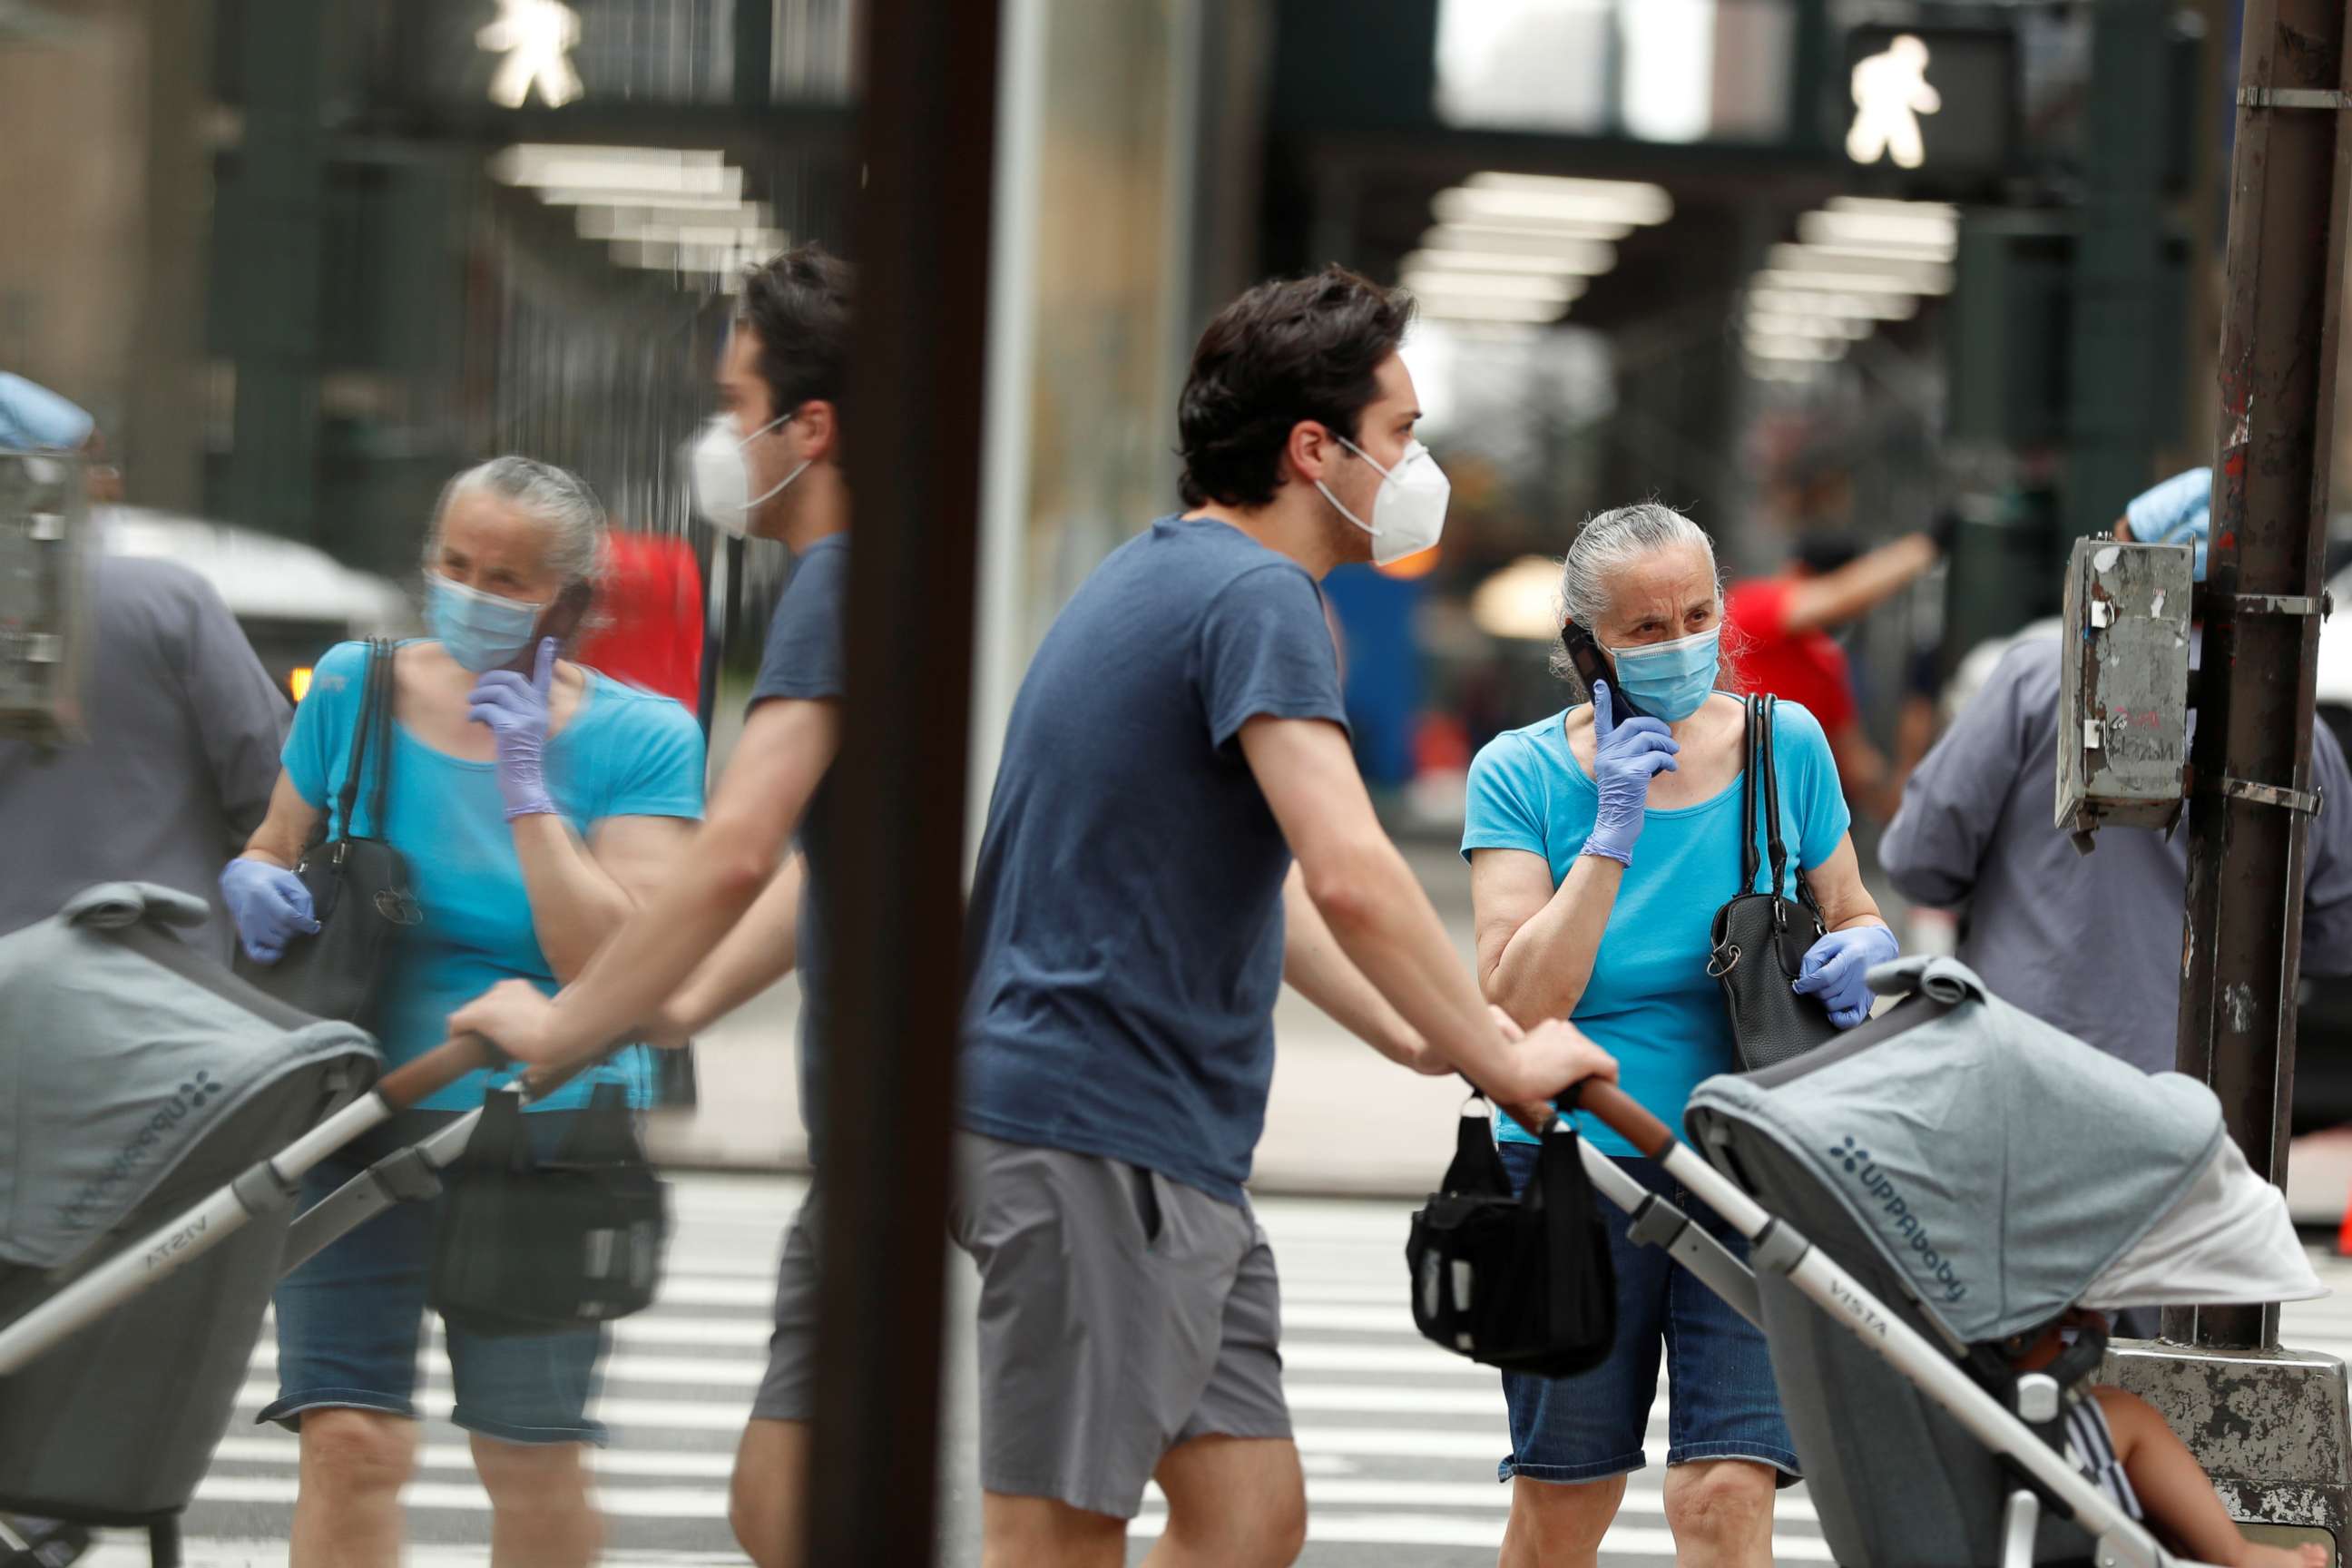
[237,770,323,869]
[1473,847,1623,1024]
[1807,833,1888,932]
[514,812,694,985]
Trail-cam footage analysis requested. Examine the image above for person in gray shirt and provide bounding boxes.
[0,377,289,956]
[1882,472,2352,1076]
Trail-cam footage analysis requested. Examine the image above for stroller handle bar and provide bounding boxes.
[375,1031,605,1111]
[0,1032,623,1376]
[1574,1083,1674,1160]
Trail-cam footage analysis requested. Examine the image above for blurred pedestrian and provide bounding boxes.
[947,267,1614,1568]
[0,375,288,959]
[224,456,704,1568]
[1881,468,2352,1080]
[575,529,704,709]
[446,243,854,1568]
[1722,521,1946,822]
[1465,504,1896,1568]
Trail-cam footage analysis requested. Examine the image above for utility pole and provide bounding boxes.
[2170,0,2347,1353]
[799,0,1001,1564]
[2106,1,2352,1548]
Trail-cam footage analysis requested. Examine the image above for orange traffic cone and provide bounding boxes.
[2337,1172,2352,1257]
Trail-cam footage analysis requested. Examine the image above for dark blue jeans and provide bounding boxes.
[1496,1145,1798,1485]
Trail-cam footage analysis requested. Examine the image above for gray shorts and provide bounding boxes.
[750,1188,824,1422]
[948,1131,1290,1520]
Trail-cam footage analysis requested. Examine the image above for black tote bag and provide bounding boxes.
[1405,1097,1615,1379]
[233,638,419,1024]
[1707,693,1837,1071]
[428,1083,671,1338]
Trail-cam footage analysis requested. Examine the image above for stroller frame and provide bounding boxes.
[1573,1080,2200,1568]
[0,1033,551,1378]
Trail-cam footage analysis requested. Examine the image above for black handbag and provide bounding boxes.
[234,638,419,1023]
[427,1082,671,1338]
[1405,1095,1615,1378]
[1707,693,1837,1071]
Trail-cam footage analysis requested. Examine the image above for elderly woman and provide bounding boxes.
[218,457,705,1568]
[1464,504,1896,1568]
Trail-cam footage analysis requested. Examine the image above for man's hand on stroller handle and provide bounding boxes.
[445,978,641,1098]
[1481,1006,1622,1141]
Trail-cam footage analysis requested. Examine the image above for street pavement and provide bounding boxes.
[71,1168,2352,1567]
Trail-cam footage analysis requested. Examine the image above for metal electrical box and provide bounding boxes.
[0,449,93,747]
[2056,535,2195,847]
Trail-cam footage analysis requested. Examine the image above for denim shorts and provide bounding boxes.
[1497,1144,1798,1485]
[259,1111,608,1446]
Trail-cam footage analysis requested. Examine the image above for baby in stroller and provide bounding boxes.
[2007,1313,2327,1568]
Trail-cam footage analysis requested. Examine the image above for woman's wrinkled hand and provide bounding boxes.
[1794,924,1901,1029]
[469,638,558,820]
[219,858,319,965]
[1583,680,1678,866]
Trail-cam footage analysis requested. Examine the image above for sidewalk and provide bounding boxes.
[644,839,1480,1197]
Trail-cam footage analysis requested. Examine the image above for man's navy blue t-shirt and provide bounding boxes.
[958,515,1349,1204]
[748,534,848,1147]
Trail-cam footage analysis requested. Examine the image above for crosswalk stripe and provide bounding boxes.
[69,1175,2352,1568]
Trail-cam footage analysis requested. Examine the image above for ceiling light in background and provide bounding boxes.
[1744,312,1870,341]
[495,144,777,289]
[1415,174,1673,326]
[1741,330,1844,362]
[1763,244,1953,293]
[1746,288,1918,322]
[1401,243,1614,279]
[1421,219,1636,247]
[1471,555,1571,642]
[1453,172,1675,226]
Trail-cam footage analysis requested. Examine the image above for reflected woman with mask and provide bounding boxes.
[1463,504,1896,1567]
[219,456,706,1568]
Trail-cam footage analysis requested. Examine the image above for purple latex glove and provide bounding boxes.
[220,857,318,965]
[1581,679,1679,865]
[469,637,557,820]
[1794,924,1901,1029]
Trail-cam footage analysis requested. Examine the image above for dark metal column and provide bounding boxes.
[2063,0,2175,545]
[801,1,1002,1563]
[217,0,326,540]
[2169,0,2350,1354]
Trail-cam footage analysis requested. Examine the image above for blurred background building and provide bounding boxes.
[8,0,2345,824]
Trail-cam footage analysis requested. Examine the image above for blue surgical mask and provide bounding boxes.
[426,572,543,673]
[1603,624,1722,722]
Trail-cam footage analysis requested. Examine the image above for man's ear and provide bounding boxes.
[794,399,840,463]
[1281,418,1339,491]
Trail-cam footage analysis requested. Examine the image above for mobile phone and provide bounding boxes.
[1560,621,1651,722]
[502,580,595,678]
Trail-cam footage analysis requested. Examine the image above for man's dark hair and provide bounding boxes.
[737,242,856,419]
[1177,265,1415,510]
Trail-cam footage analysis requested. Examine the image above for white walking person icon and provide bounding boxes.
[1846,34,1941,171]
[477,0,585,110]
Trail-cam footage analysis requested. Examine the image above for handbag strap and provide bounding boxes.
[1442,1094,1513,1196]
[363,637,397,838]
[1755,694,1827,926]
[1737,695,1762,897]
[330,642,377,843]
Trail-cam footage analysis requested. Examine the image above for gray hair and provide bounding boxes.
[424,456,605,587]
[1549,502,1722,688]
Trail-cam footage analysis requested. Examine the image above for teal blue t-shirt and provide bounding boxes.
[283,641,707,1112]
[1461,696,1850,1155]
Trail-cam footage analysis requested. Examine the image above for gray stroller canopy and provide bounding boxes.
[1688,956,2252,1347]
[0,883,378,1270]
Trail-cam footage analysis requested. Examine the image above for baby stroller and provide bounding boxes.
[0,885,536,1566]
[1559,955,2324,1568]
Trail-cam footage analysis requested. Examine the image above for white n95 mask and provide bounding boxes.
[1318,436,1451,564]
[689,411,806,536]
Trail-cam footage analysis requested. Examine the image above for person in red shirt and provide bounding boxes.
[1723,526,1942,821]
[573,531,705,710]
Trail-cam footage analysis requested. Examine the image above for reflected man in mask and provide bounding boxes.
[447,243,848,1568]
